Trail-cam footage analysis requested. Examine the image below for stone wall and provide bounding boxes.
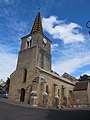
[8,67,75,108]
[17,46,37,70]
[37,69,75,108]
[74,90,88,105]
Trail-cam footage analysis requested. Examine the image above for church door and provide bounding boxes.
[20,88,25,102]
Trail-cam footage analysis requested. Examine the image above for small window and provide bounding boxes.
[23,69,27,82]
[43,38,47,48]
[26,40,32,48]
[43,41,46,47]
[58,89,60,97]
[41,54,44,69]
[27,41,29,48]
[46,85,49,94]
[26,36,32,48]
[30,40,32,47]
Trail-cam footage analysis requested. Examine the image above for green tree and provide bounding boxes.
[79,74,90,81]
[6,77,10,93]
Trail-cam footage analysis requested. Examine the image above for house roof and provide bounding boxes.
[0,80,5,85]
[36,66,75,86]
[62,73,77,82]
[74,81,88,91]
[0,80,6,87]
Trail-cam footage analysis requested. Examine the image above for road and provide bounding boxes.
[0,100,90,120]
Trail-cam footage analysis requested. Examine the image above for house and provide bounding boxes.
[74,81,90,105]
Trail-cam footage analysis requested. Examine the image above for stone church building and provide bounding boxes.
[8,10,76,108]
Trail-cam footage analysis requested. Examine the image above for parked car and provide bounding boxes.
[0,91,8,98]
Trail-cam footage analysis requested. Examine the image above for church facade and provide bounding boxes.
[8,10,76,108]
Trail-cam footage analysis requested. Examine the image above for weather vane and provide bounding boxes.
[86,20,90,35]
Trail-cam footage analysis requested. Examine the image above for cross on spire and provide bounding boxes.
[30,9,43,34]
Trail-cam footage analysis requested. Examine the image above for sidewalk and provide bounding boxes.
[0,98,34,108]
[0,98,90,111]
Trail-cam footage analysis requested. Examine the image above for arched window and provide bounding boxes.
[26,36,32,48]
[43,38,47,48]
[20,88,25,102]
[27,40,29,48]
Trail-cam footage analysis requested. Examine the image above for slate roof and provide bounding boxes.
[74,81,88,91]
[30,9,43,34]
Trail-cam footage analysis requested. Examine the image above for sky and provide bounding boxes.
[0,0,90,81]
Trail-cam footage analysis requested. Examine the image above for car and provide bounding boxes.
[0,91,8,98]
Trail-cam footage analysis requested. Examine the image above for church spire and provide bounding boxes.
[30,9,43,34]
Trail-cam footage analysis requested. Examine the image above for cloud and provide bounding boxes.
[42,16,85,44]
[3,0,9,3]
[81,70,90,76]
[52,54,90,76]
[52,35,90,77]
[0,44,17,81]
[0,0,14,4]
[42,16,90,77]
[76,70,90,79]
[51,43,59,52]
[0,0,28,34]
[0,0,11,4]
[8,19,28,33]
[0,44,17,53]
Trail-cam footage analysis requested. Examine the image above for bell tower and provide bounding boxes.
[16,10,51,71]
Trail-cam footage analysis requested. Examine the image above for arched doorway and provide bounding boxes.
[20,88,25,102]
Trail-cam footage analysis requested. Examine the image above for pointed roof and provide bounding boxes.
[30,9,43,34]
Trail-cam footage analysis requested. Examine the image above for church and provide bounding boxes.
[8,10,76,108]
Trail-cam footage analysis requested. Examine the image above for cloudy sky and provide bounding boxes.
[0,0,90,81]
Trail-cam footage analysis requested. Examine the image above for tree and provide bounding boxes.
[79,74,90,81]
[6,77,10,93]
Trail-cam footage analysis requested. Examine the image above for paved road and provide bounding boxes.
[0,101,90,120]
